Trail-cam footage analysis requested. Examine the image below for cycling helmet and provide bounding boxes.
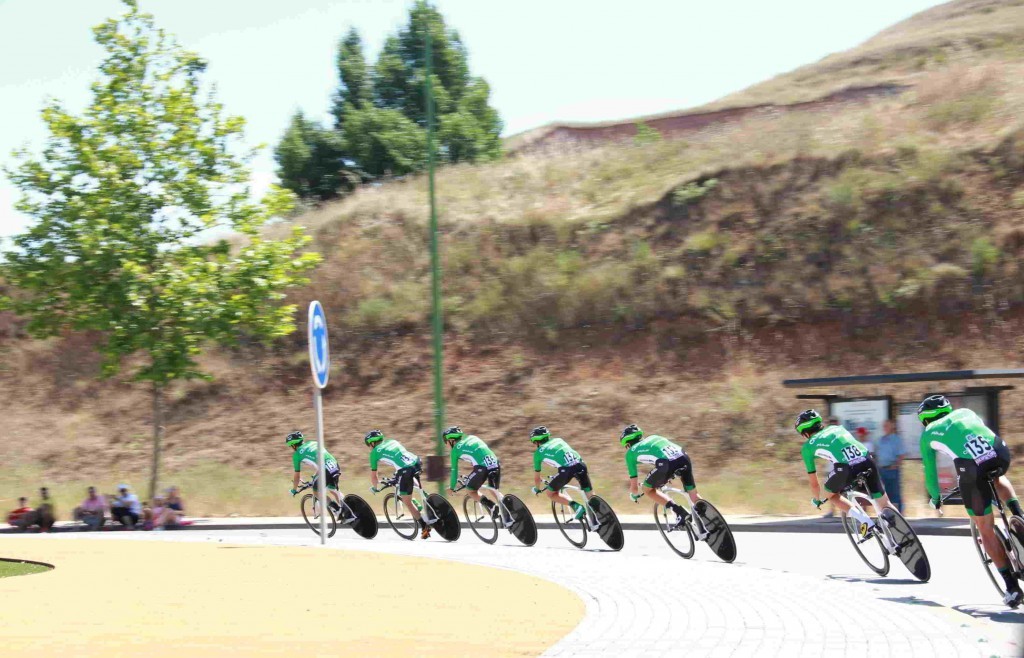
[918,395,953,426]
[530,426,551,442]
[364,429,385,446]
[795,409,823,434]
[442,426,464,443]
[285,430,304,448]
[620,424,643,446]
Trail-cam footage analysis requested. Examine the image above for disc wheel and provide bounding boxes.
[971,518,1006,595]
[427,494,461,542]
[382,492,417,541]
[885,508,930,582]
[654,503,695,558]
[503,494,538,547]
[463,495,499,544]
[341,494,378,539]
[301,493,337,538]
[552,500,587,549]
[696,500,737,563]
[588,495,624,551]
[842,506,890,576]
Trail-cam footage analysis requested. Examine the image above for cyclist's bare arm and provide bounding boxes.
[370,470,379,489]
[292,471,302,489]
[629,476,639,496]
[808,473,824,499]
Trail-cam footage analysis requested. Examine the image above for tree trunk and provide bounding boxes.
[149,382,165,501]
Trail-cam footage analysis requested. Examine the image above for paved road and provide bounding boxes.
[26,526,1024,657]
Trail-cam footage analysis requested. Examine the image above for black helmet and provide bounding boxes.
[285,430,304,448]
[442,426,464,442]
[620,424,643,446]
[918,395,952,426]
[795,409,823,434]
[530,426,551,442]
[364,429,385,446]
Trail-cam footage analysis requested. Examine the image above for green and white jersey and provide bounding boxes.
[533,438,583,472]
[449,435,499,489]
[625,435,684,478]
[801,425,868,474]
[369,439,419,472]
[920,408,999,500]
[292,441,339,475]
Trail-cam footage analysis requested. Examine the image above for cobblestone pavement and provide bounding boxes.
[19,524,1023,657]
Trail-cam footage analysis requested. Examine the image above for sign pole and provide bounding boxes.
[425,22,446,493]
[307,301,331,546]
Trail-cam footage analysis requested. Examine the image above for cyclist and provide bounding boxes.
[795,410,897,535]
[620,424,704,528]
[444,426,511,527]
[529,426,592,522]
[286,430,345,516]
[919,395,1023,607]
[365,429,435,539]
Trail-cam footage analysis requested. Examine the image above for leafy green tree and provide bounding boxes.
[1,0,320,498]
[342,105,426,176]
[331,27,370,127]
[274,110,353,201]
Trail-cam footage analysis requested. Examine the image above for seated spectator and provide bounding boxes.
[36,487,56,532]
[110,484,142,529]
[143,495,170,531]
[164,486,190,527]
[6,497,32,528]
[73,487,106,531]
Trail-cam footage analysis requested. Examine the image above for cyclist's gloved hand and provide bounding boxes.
[811,497,824,509]
[929,497,942,511]
[629,492,643,503]
[531,486,542,496]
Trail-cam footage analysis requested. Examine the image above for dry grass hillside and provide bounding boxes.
[2,0,1024,516]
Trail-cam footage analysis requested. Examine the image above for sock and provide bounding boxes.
[1009,498,1023,518]
[668,502,686,516]
[570,501,583,512]
[480,497,495,511]
[999,567,1019,591]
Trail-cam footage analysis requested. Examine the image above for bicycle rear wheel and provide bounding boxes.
[842,509,889,576]
[654,503,695,558]
[696,500,736,563]
[885,509,930,582]
[301,493,337,538]
[383,492,417,541]
[503,494,537,547]
[971,519,1006,595]
[427,494,461,542]
[463,495,498,544]
[341,494,378,539]
[552,501,587,549]
[588,495,624,551]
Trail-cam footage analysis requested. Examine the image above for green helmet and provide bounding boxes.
[795,410,823,435]
[364,429,384,446]
[530,426,551,442]
[918,395,952,426]
[620,424,643,446]
[285,430,304,448]
[442,426,464,442]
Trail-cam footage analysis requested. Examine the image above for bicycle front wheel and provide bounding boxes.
[842,510,889,576]
[463,495,499,544]
[885,509,930,582]
[383,492,417,541]
[552,501,587,549]
[971,518,1005,595]
[301,493,337,538]
[654,503,695,558]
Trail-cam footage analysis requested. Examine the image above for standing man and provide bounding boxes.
[875,420,906,513]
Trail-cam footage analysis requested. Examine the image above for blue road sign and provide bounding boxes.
[308,301,330,389]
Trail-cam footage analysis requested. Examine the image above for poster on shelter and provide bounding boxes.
[831,399,888,449]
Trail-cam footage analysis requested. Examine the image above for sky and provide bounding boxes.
[0,0,946,240]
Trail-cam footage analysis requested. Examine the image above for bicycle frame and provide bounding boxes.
[455,476,509,518]
[659,484,709,540]
[298,479,358,526]
[838,477,898,553]
[546,479,600,530]
[380,474,439,521]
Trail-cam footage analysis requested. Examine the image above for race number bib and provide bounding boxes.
[841,446,862,462]
[563,453,581,467]
[401,454,416,465]
[662,445,683,459]
[965,435,997,463]
[483,455,499,469]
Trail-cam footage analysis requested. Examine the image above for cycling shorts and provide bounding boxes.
[824,457,884,499]
[955,437,1011,517]
[395,462,422,496]
[465,465,501,491]
[546,462,592,493]
[643,454,695,491]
